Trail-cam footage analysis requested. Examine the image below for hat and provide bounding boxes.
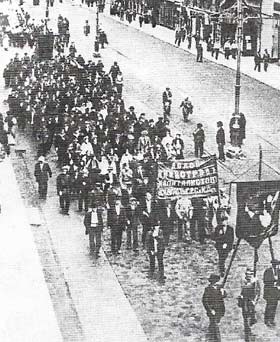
[38,156,45,162]
[208,274,220,284]
[130,197,137,203]
[62,165,69,171]
[271,259,280,265]
[129,106,135,110]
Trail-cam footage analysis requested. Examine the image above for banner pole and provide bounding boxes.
[253,247,258,277]
[268,237,275,261]
[222,237,241,287]
[258,144,262,181]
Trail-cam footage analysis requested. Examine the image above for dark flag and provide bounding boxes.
[235,181,280,248]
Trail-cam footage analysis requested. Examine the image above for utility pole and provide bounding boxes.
[93,1,101,58]
[234,0,243,115]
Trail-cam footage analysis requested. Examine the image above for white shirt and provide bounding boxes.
[90,211,98,227]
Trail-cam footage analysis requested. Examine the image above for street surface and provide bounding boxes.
[2,0,280,341]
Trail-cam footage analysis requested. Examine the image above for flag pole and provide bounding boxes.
[222,237,241,287]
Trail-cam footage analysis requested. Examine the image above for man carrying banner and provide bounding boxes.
[263,259,280,327]
[212,216,234,277]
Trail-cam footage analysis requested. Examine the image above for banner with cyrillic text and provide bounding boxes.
[156,156,219,199]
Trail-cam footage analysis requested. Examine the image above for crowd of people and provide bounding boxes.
[2,21,232,286]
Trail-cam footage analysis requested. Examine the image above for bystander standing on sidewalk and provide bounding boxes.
[263,49,270,72]
[138,13,143,28]
[254,51,262,72]
[187,31,192,49]
[230,40,237,59]
[213,40,220,60]
[224,39,231,60]
[196,43,203,63]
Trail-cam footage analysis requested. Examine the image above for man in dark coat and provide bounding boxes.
[263,259,280,327]
[83,202,103,257]
[140,191,158,247]
[107,197,127,254]
[126,197,140,252]
[77,169,91,212]
[213,217,234,277]
[34,156,52,199]
[56,166,71,215]
[216,121,225,162]
[146,223,165,283]
[193,123,205,158]
[202,274,226,342]
[159,199,176,246]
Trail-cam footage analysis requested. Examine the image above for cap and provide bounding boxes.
[38,156,45,162]
[129,106,134,110]
[62,165,69,170]
[197,123,203,128]
[129,197,137,203]
[208,274,220,284]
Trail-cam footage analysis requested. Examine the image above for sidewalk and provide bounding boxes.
[104,10,280,91]
[0,159,63,342]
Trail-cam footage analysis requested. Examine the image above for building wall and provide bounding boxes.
[261,0,279,58]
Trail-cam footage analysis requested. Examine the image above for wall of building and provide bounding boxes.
[261,0,278,58]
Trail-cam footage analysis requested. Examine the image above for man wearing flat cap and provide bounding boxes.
[56,165,71,215]
[263,259,280,327]
[34,156,52,199]
[202,274,226,342]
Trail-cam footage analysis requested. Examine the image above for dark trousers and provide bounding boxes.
[149,253,164,279]
[264,299,278,324]
[59,193,70,213]
[208,316,221,342]
[111,227,123,253]
[38,181,48,199]
[190,217,205,243]
[217,250,229,276]
[194,141,204,158]
[127,224,138,250]
[242,303,257,342]
[254,62,261,72]
[162,227,171,246]
[217,143,225,161]
[196,52,203,62]
[264,62,268,72]
[214,49,219,60]
[142,224,150,246]
[224,48,230,59]
[78,192,89,211]
[89,229,101,254]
